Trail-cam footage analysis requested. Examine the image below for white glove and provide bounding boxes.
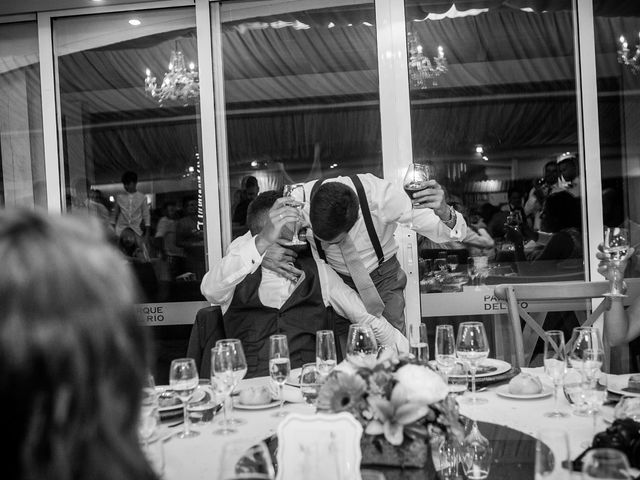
[366,316,409,354]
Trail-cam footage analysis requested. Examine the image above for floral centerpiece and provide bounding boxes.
[316,352,464,468]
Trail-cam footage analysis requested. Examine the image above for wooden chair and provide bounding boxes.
[494,281,609,369]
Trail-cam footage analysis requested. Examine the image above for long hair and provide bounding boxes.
[0,210,157,480]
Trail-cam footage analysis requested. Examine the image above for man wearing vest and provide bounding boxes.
[200,191,409,378]
[287,173,466,335]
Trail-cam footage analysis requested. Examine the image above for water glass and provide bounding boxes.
[269,334,291,418]
[544,330,568,418]
[563,368,589,416]
[169,357,200,439]
[345,324,378,363]
[456,321,490,405]
[316,330,337,377]
[582,370,608,448]
[187,379,218,425]
[299,362,321,410]
[409,322,429,365]
[215,338,248,426]
[535,429,570,480]
[461,421,492,480]
[581,448,632,479]
[435,324,456,383]
[219,440,275,480]
[211,345,237,435]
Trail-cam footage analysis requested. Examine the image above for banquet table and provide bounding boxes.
[158,367,624,480]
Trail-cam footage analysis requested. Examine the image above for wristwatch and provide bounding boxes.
[442,205,457,229]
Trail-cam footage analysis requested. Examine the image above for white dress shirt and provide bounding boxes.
[114,191,150,237]
[296,173,467,275]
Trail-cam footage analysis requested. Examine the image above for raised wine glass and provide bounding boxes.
[409,322,429,365]
[543,330,568,418]
[215,338,248,426]
[269,334,291,418]
[603,227,629,297]
[169,358,200,439]
[316,330,337,378]
[456,321,490,405]
[345,324,378,364]
[403,163,434,228]
[282,183,306,246]
[435,324,457,386]
[211,345,237,435]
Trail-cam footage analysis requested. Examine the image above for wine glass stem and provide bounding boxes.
[182,400,191,436]
[553,382,559,412]
[279,383,284,415]
[222,394,230,427]
[227,390,236,422]
[592,410,598,441]
[470,365,477,400]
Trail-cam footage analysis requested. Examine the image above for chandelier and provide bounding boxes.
[407,31,448,89]
[144,44,199,106]
[617,34,640,75]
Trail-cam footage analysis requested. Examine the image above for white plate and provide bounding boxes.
[431,358,511,378]
[495,384,553,400]
[234,399,280,410]
[155,386,182,413]
[605,374,640,398]
[285,367,302,387]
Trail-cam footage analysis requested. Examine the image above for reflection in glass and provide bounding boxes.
[53,9,206,303]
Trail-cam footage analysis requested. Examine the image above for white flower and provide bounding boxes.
[394,364,448,404]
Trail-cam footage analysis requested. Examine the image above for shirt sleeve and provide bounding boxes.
[200,232,264,313]
[315,258,380,325]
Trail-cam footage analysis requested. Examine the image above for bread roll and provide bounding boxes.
[238,386,272,405]
[508,372,543,395]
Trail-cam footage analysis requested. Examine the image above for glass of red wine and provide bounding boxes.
[403,163,434,228]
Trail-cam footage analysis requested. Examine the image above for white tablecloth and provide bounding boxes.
[160,367,618,480]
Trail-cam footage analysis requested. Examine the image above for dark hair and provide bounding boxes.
[246,190,279,235]
[0,210,157,480]
[542,190,581,232]
[309,181,359,241]
[121,171,138,185]
[243,175,258,189]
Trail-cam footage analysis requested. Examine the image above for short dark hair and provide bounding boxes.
[247,190,280,235]
[542,190,581,232]
[310,182,359,241]
[121,171,138,185]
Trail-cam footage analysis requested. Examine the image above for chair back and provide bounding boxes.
[186,305,226,378]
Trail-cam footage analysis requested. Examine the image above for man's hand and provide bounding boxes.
[596,243,635,280]
[410,180,447,215]
[262,239,304,281]
[255,198,302,254]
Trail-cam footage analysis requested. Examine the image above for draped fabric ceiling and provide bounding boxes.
[10,0,639,185]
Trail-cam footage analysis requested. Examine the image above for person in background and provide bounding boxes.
[554,152,580,197]
[524,160,558,231]
[177,195,205,280]
[119,227,151,263]
[201,191,408,377]
[487,187,526,240]
[232,175,260,227]
[112,170,151,248]
[71,177,113,238]
[0,209,158,480]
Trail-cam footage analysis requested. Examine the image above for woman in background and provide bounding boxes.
[0,210,158,480]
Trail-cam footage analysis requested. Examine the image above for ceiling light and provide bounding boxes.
[482,155,489,161]
[129,18,141,26]
[475,145,484,154]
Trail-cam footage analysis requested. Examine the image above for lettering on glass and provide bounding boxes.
[136,305,165,323]
[482,295,528,311]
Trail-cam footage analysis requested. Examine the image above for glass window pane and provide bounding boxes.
[54,8,207,304]
[405,1,584,299]
[0,21,46,208]
[218,0,383,240]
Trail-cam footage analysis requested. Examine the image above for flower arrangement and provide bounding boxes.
[316,352,464,468]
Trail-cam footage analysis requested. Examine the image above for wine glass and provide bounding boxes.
[316,330,337,378]
[215,338,248,426]
[456,321,490,405]
[568,326,603,374]
[581,448,632,480]
[299,362,321,410]
[139,374,160,447]
[409,322,429,365]
[535,429,570,480]
[435,324,457,385]
[403,163,434,228]
[269,334,291,418]
[345,324,378,363]
[169,358,200,439]
[562,367,589,417]
[582,349,607,448]
[603,227,629,298]
[461,421,493,480]
[282,183,306,246]
[219,440,275,480]
[447,254,459,273]
[543,330,568,418]
[211,345,237,435]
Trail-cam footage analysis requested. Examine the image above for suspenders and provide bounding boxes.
[309,174,385,268]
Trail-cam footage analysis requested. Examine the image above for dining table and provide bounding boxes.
[157,367,634,480]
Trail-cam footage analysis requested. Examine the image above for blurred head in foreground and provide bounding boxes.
[0,209,157,480]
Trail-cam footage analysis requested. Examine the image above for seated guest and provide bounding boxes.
[201,191,408,378]
[0,209,158,480]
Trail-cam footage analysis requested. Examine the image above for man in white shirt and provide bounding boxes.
[112,171,150,241]
[201,191,408,377]
[290,173,466,333]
